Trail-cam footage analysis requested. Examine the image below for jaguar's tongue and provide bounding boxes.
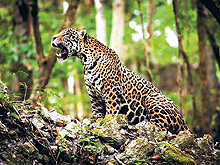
[61,49,67,55]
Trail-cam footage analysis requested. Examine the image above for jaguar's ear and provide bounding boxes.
[78,28,87,39]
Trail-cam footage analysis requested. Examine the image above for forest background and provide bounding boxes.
[0,0,220,141]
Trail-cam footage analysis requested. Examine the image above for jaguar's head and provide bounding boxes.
[51,28,87,61]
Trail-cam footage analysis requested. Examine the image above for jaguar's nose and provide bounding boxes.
[52,35,57,41]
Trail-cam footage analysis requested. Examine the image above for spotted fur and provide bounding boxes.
[51,28,190,134]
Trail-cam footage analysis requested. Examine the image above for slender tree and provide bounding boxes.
[173,0,197,116]
[197,0,211,134]
[94,0,106,45]
[137,0,153,82]
[110,0,125,59]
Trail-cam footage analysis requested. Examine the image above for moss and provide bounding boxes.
[170,131,195,149]
[18,142,35,153]
[160,141,196,164]
[91,128,103,135]
[98,115,113,125]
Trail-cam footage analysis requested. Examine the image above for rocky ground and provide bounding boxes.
[0,82,220,165]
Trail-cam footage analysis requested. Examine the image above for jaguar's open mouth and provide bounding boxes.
[52,43,68,60]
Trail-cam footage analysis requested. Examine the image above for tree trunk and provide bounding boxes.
[137,0,153,82]
[30,0,80,100]
[197,0,220,137]
[173,0,197,116]
[197,0,210,134]
[110,0,125,59]
[94,0,106,45]
[199,0,220,26]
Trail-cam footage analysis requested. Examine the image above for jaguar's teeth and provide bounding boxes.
[56,53,61,57]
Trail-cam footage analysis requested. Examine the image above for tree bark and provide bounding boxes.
[199,0,220,70]
[199,0,220,26]
[110,0,125,59]
[94,0,106,45]
[205,23,220,70]
[137,0,153,82]
[30,0,80,100]
[173,0,197,116]
[197,0,210,134]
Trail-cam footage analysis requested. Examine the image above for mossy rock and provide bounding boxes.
[160,141,196,164]
[18,142,36,154]
[91,115,127,146]
[118,138,155,164]
[197,134,214,154]
[136,121,167,141]
[170,131,195,149]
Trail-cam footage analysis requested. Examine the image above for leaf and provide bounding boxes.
[59,146,64,152]
[84,145,97,151]
[37,91,45,95]
[11,112,20,119]
[0,93,5,99]
[78,137,91,143]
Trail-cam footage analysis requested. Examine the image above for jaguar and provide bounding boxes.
[51,28,190,134]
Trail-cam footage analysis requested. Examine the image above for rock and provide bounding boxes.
[104,144,116,154]
[136,121,167,141]
[91,115,127,147]
[193,134,220,164]
[197,134,214,154]
[58,122,81,139]
[159,141,196,164]
[117,138,155,164]
[18,142,35,154]
[48,109,72,125]
[170,131,195,149]
[31,117,46,130]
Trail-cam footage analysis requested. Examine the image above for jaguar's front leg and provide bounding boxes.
[90,96,106,119]
[103,86,123,117]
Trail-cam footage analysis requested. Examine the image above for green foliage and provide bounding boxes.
[11,112,20,120]
[59,146,64,152]
[134,159,150,165]
[78,133,104,152]
[0,93,6,100]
